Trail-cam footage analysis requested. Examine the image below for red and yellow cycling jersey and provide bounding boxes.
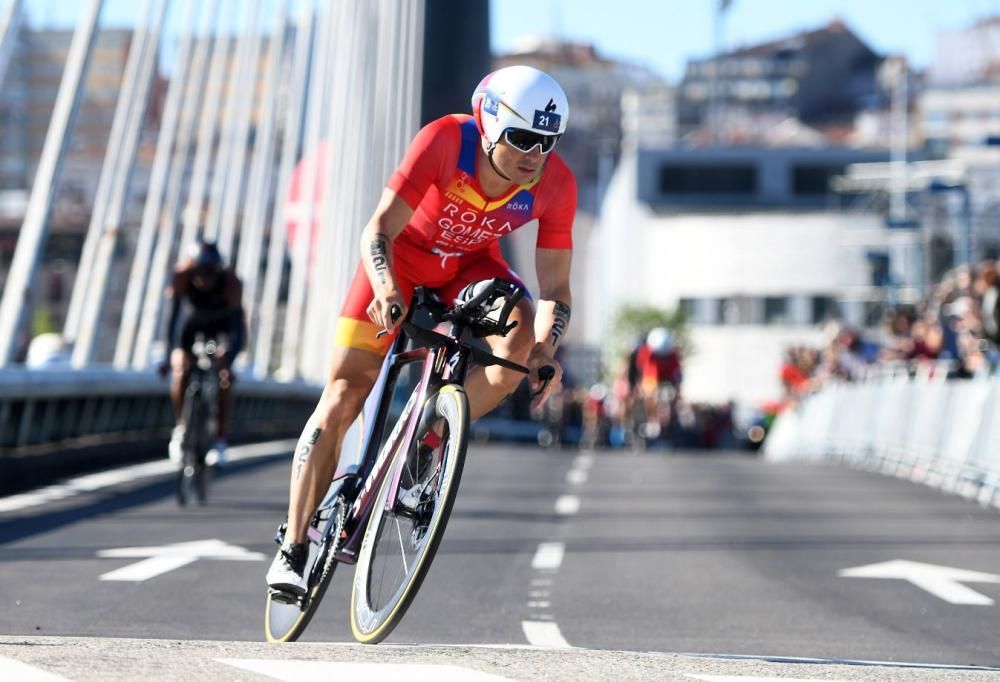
[388,114,576,256]
[337,114,578,354]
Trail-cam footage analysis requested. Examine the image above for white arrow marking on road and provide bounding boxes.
[839,560,1000,605]
[98,539,266,582]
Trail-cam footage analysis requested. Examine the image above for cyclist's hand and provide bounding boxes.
[157,360,170,378]
[527,344,562,409]
[367,290,407,336]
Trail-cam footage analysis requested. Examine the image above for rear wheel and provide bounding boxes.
[350,384,470,644]
[264,496,346,642]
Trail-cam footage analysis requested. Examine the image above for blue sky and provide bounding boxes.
[21,0,1000,83]
[491,0,999,81]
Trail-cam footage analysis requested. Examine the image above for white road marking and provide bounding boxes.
[528,590,549,598]
[521,620,572,649]
[98,539,265,581]
[684,673,846,682]
[219,659,515,681]
[572,454,594,470]
[0,657,71,681]
[526,600,551,608]
[0,439,296,514]
[840,559,1000,605]
[531,542,564,570]
[531,578,552,586]
[565,468,588,485]
[554,494,580,515]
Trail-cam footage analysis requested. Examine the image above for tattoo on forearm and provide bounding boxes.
[550,301,572,348]
[294,428,323,480]
[369,236,389,285]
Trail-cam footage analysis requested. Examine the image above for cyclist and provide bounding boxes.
[161,240,247,467]
[635,327,682,442]
[267,65,578,594]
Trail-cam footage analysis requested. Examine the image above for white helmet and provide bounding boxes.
[471,65,569,147]
[646,327,674,354]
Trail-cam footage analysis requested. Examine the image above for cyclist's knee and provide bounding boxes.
[314,378,369,429]
[170,349,191,379]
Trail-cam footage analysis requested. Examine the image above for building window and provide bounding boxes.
[791,164,844,196]
[660,164,757,195]
[811,296,837,323]
[764,296,788,324]
[679,297,698,322]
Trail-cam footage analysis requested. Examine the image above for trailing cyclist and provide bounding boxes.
[266,65,579,595]
[160,240,247,467]
[635,327,683,444]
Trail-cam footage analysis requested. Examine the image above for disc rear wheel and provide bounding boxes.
[264,497,346,642]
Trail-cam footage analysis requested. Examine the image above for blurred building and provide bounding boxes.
[677,19,883,144]
[929,17,1000,86]
[494,37,672,211]
[0,25,162,346]
[0,28,140,193]
[920,16,1000,154]
[590,145,895,405]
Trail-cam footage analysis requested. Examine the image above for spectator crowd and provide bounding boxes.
[486,260,1000,453]
[779,259,1000,407]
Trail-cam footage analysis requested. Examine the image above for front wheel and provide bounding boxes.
[176,389,209,506]
[350,384,470,644]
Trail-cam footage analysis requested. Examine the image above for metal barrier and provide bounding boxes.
[763,374,1000,509]
[0,368,320,493]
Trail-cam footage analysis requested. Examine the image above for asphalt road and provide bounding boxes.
[2,440,1000,679]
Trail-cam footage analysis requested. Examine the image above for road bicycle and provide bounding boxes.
[264,278,553,644]
[175,333,219,506]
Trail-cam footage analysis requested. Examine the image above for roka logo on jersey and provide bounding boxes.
[436,202,515,248]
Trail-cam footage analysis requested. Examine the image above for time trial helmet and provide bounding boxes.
[187,239,224,271]
[646,327,674,354]
[471,65,569,152]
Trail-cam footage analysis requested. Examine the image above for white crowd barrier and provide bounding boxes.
[763,371,1000,509]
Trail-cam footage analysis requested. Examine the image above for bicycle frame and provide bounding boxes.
[331,331,438,563]
[183,337,219,460]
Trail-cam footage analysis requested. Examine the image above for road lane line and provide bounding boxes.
[526,600,551,608]
[0,439,296,514]
[521,620,571,648]
[219,659,515,681]
[565,469,587,485]
[0,657,71,681]
[572,454,594,470]
[531,542,564,570]
[554,494,580,515]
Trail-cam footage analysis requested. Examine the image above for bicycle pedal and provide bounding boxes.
[267,587,303,605]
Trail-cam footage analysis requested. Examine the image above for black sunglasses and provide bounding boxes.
[503,128,560,155]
